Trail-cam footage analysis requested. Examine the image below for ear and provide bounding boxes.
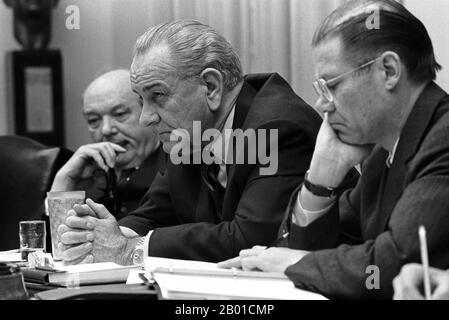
[199,68,223,112]
[379,51,401,91]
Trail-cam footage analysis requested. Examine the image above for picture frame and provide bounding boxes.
[6,50,65,146]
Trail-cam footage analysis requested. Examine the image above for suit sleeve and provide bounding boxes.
[285,122,449,299]
[118,171,180,235]
[146,119,319,262]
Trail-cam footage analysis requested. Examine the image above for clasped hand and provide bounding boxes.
[57,198,129,265]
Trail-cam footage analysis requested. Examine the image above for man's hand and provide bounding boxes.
[217,246,309,273]
[308,113,372,187]
[393,263,449,300]
[51,142,126,191]
[57,198,134,265]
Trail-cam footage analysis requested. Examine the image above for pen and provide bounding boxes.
[419,225,431,300]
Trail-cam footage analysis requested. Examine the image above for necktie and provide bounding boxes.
[201,162,225,220]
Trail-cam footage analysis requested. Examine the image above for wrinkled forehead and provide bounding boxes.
[83,82,138,114]
[131,45,174,83]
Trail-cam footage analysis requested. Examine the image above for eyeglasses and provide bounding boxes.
[313,57,381,102]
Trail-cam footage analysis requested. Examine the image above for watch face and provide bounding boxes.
[132,248,144,265]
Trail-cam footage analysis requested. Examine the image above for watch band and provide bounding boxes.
[132,237,146,265]
[303,170,339,198]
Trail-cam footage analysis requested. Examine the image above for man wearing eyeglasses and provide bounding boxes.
[220,0,449,299]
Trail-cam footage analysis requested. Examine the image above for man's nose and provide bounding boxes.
[101,117,118,137]
[140,103,161,127]
[314,96,336,114]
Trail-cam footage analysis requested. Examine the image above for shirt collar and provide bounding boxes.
[209,103,236,165]
[386,138,400,168]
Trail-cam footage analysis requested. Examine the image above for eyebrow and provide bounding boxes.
[110,104,128,112]
[143,82,168,93]
[83,104,128,116]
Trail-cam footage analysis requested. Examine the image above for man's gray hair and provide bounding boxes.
[133,19,243,92]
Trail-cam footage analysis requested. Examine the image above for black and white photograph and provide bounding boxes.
[1,0,449,311]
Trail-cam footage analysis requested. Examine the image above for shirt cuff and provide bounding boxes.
[144,230,153,259]
[292,188,336,227]
[44,198,49,216]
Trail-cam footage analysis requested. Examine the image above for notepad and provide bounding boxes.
[23,262,142,287]
[145,257,327,300]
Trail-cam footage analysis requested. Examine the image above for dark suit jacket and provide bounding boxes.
[97,145,166,220]
[284,82,449,299]
[119,73,322,262]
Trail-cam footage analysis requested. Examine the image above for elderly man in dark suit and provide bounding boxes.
[220,0,449,299]
[56,20,326,265]
[50,69,163,220]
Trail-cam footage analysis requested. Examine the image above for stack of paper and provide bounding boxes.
[145,257,327,300]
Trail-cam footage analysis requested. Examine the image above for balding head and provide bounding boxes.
[83,69,132,106]
[82,69,159,170]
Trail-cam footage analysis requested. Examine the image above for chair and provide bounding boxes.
[0,135,72,251]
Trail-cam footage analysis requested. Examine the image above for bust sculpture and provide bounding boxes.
[3,0,59,51]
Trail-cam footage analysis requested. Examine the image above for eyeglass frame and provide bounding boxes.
[313,57,382,103]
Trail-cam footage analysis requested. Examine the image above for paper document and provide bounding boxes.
[144,257,327,300]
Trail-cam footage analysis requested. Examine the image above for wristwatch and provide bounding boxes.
[303,170,339,198]
[132,237,146,265]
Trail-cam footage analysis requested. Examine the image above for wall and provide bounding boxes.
[0,5,19,135]
[0,0,115,150]
[52,0,114,150]
[404,0,449,90]
[1,0,448,150]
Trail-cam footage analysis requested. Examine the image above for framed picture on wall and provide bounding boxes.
[6,50,65,147]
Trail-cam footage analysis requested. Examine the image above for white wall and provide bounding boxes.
[52,0,114,150]
[404,0,449,90]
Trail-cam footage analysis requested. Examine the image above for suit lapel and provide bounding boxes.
[196,80,257,222]
[373,82,447,235]
[225,81,257,177]
[231,81,257,130]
